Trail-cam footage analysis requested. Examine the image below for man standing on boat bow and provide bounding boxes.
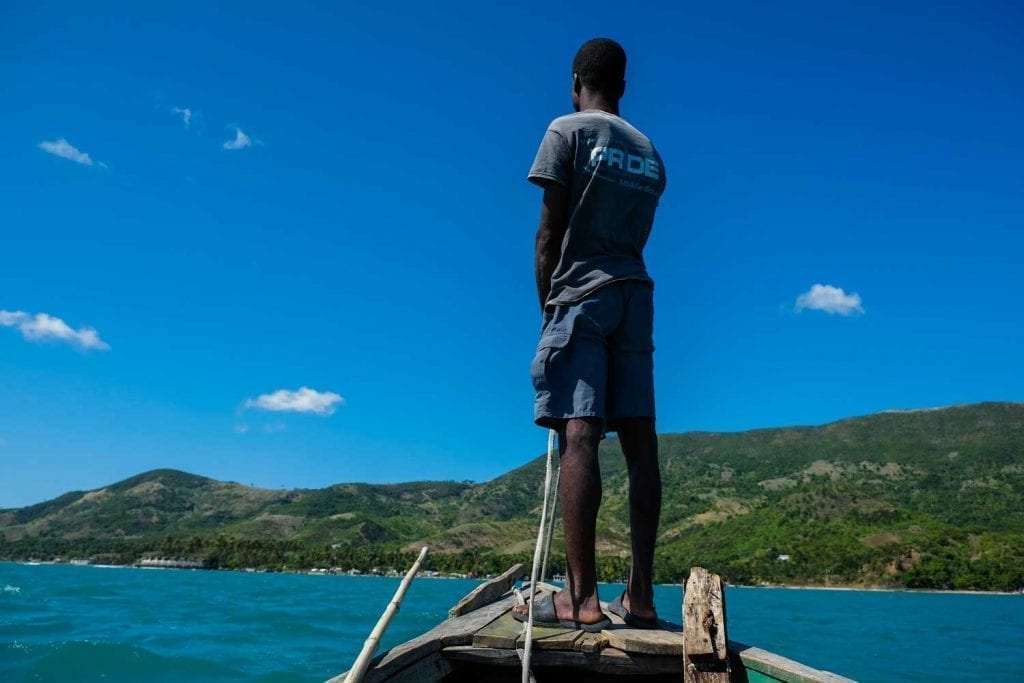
[513,38,666,632]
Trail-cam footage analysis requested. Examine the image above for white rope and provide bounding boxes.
[539,466,560,583]
[518,428,557,683]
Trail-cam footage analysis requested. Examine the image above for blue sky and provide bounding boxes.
[1,1,1022,507]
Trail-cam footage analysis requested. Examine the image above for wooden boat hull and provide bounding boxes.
[327,590,855,683]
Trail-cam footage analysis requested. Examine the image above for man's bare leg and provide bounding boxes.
[616,416,661,621]
[513,417,605,624]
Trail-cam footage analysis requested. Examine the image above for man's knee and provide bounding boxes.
[561,417,603,453]
[617,417,659,469]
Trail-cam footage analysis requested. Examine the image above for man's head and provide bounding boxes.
[571,38,627,112]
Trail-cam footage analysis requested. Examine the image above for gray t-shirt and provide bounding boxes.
[528,110,666,306]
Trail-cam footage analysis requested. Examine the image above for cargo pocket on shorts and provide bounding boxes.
[531,331,570,392]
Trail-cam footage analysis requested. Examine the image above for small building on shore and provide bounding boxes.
[137,557,210,569]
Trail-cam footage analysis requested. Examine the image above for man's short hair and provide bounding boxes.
[572,38,627,97]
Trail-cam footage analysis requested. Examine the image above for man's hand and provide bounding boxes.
[535,182,570,313]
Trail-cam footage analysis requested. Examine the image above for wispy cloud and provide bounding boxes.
[38,138,99,166]
[243,387,344,415]
[0,310,110,350]
[223,126,257,150]
[794,284,864,316]
[171,107,193,127]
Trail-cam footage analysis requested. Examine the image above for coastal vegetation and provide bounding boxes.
[2,402,1022,591]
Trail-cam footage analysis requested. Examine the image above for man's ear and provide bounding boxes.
[618,79,627,100]
[572,73,582,95]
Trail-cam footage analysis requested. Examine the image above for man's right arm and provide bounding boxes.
[534,182,570,313]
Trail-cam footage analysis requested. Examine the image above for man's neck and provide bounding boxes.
[578,90,620,117]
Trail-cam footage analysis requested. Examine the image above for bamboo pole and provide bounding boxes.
[345,546,429,683]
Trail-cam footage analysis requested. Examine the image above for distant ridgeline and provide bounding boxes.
[2,402,1022,591]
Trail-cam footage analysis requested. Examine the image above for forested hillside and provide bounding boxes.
[2,402,1022,591]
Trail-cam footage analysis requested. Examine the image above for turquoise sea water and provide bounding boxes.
[1,562,1022,682]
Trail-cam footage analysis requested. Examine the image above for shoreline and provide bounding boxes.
[5,560,1021,596]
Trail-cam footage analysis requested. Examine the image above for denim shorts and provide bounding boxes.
[531,279,655,431]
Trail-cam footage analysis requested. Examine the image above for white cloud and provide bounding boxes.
[223,126,253,150]
[234,423,250,434]
[171,107,193,127]
[0,309,110,350]
[244,387,344,416]
[794,284,864,316]
[38,138,96,166]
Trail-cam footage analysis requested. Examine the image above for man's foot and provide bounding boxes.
[608,591,658,628]
[621,591,657,621]
[512,588,606,626]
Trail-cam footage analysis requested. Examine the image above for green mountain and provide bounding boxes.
[2,402,1022,591]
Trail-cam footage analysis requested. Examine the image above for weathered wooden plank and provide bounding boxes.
[685,655,732,683]
[683,567,730,683]
[472,610,526,649]
[519,626,583,651]
[601,600,684,655]
[448,563,523,618]
[603,624,685,655]
[575,631,607,653]
[442,644,682,675]
[326,594,518,683]
[683,567,728,658]
[473,608,584,651]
